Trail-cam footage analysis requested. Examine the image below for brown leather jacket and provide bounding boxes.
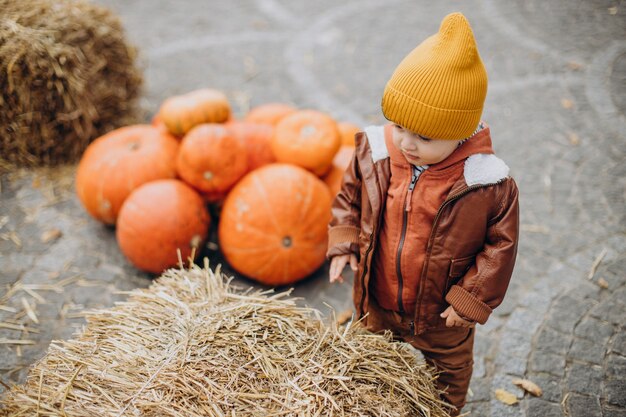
[327,125,519,335]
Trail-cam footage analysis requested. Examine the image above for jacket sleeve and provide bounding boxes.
[445,178,519,324]
[326,143,363,259]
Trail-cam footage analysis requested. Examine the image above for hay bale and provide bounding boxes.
[0,262,452,416]
[0,0,143,170]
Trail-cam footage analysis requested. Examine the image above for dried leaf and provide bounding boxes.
[495,389,519,405]
[41,229,62,243]
[567,61,584,71]
[568,132,580,146]
[512,378,543,397]
[561,98,574,109]
[608,6,618,15]
[336,309,353,325]
[597,277,609,289]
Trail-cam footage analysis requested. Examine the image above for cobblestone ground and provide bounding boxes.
[1,1,625,416]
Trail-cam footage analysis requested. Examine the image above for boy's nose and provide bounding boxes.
[402,139,417,152]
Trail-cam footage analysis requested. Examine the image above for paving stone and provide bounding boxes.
[605,378,626,407]
[535,327,572,355]
[569,280,603,302]
[565,363,603,395]
[468,377,492,402]
[505,308,544,334]
[568,337,606,364]
[565,393,602,417]
[463,401,490,416]
[0,252,36,276]
[529,352,566,376]
[574,316,614,343]
[489,399,524,417]
[606,354,626,378]
[498,330,533,358]
[494,352,527,376]
[603,407,626,417]
[473,356,487,378]
[31,239,85,274]
[589,296,623,324]
[612,333,626,356]
[613,287,626,305]
[545,296,592,334]
[526,398,563,417]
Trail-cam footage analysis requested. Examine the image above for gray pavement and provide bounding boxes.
[1,1,625,416]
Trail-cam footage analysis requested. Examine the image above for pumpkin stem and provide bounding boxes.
[190,234,202,249]
[282,236,292,248]
[127,141,140,151]
[300,125,316,138]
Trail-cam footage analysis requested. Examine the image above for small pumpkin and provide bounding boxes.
[271,110,341,176]
[159,89,231,136]
[151,113,180,138]
[219,163,332,286]
[323,146,355,198]
[337,122,360,147]
[75,125,179,225]
[228,121,276,171]
[116,179,210,274]
[245,103,297,126]
[176,124,248,194]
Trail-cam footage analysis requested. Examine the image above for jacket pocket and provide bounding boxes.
[445,255,475,294]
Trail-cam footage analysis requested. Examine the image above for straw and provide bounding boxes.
[0,0,142,170]
[0,261,451,416]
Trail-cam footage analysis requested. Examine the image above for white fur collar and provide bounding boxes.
[363,125,510,185]
[464,154,510,186]
[364,125,388,162]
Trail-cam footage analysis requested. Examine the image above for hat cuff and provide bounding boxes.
[382,86,483,140]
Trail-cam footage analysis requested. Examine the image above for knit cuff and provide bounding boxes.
[328,225,359,248]
[445,285,492,324]
[327,225,360,260]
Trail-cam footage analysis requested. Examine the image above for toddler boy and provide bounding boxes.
[327,12,519,416]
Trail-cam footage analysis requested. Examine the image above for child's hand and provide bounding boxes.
[329,254,358,284]
[440,305,475,328]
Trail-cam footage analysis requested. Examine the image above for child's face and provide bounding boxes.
[391,124,461,165]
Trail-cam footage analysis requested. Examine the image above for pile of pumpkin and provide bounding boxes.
[76,89,358,286]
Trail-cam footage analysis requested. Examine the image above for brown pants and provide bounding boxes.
[365,296,475,417]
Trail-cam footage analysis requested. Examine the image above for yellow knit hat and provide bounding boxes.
[381,12,487,140]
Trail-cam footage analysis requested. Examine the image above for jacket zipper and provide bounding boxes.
[413,183,488,333]
[395,166,420,313]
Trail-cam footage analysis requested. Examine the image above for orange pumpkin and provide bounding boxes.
[219,163,332,286]
[228,121,276,171]
[151,113,180,138]
[323,146,355,197]
[176,124,248,194]
[75,125,179,225]
[337,122,360,147]
[245,103,296,126]
[271,110,341,176]
[116,179,210,274]
[159,89,231,136]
